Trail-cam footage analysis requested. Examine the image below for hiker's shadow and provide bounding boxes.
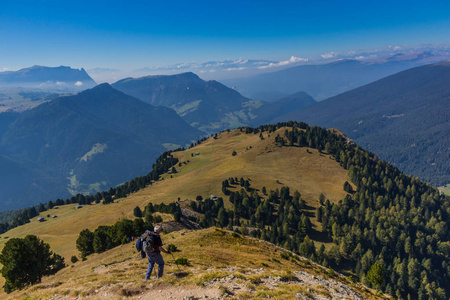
[172,272,190,279]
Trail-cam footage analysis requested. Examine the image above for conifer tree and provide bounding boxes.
[0,235,65,293]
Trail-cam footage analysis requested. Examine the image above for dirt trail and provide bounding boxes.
[139,285,222,300]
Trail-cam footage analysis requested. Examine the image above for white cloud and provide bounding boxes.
[74,81,83,86]
[258,56,308,69]
[2,68,9,71]
[204,62,225,67]
[225,67,246,71]
[354,56,366,60]
[388,45,403,51]
[56,81,66,85]
[321,52,339,59]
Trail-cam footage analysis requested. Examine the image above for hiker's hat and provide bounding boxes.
[154,225,162,233]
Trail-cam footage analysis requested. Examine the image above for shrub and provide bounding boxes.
[167,244,178,252]
[280,269,297,282]
[327,268,336,277]
[71,255,78,263]
[232,232,241,238]
[175,257,189,266]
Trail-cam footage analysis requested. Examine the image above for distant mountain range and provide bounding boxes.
[0,66,97,112]
[251,91,316,126]
[222,52,450,101]
[275,61,450,186]
[0,65,96,90]
[112,72,261,133]
[1,58,449,209]
[0,69,319,209]
[0,84,201,210]
[112,72,319,133]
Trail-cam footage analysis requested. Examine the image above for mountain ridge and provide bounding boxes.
[112,72,259,133]
[1,123,447,299]
[251,91,317,126]
[0,83,202,210]
[0,122,450,299]
[274,61,450,185]
[221,57,449,101]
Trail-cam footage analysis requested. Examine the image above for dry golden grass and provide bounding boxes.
[0,128,356,298]
[439,184,450,196]
[5,228,387,300]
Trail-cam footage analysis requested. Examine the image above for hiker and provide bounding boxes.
[145,225,171,280]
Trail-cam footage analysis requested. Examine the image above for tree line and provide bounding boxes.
[0,151,179,235]
[5,121,450,299]
[232,122,450,299]
[76,201,183,258]
[181,122,450,299]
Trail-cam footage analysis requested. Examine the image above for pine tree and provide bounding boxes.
[367,262,385,289]
[0,235,65,293]
[133,206,143,218]
[76,229,94,258]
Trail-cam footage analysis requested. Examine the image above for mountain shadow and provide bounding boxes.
[112,72,260,133]
[0,83,201,210]
[275,61,450,186]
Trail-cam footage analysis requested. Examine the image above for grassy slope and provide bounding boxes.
[6,228,386,300]
[0,128,355,298]
[439,184,450,196]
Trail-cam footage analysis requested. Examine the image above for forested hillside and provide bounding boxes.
[276,61,450,186]
[112,72,317,133]
[112,72,260,133]
[0,83,201,210]
[160,122,449,299]
[1,122,448,299]
[250,91,316,126]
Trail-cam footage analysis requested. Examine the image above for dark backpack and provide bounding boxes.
[136,237,143,252]
[135,237,146,258]
[142,231,156,253]
[136,230,158,258]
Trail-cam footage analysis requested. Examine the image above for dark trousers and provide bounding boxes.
[145,252,164,279]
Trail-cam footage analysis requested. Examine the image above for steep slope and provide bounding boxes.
[0,111,19,136]
[0,127,385,299]
[222,58,433,101]
[251,91,316,126]
[0,155,55,209]
[3,228,385,300]
[0,65,96,90]
[276,61,450,186]
[0,84,201,210]
[0,127,351,262]
[112,72,260,133]
[1,124,448,299]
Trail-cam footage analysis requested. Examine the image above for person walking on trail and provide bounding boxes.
[145,225,171,280]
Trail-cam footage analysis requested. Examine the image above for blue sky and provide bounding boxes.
[1,0,450,80]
